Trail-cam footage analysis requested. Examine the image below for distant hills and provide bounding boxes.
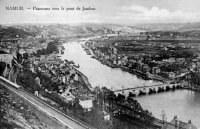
[0,22,200,39]
[126,22,200,31]
[0,27,34,39]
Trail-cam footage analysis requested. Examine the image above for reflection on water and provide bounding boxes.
[136,90,200,128]
[61,42,200,128]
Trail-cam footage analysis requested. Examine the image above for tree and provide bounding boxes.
[16,69,40,93]
[0,62,6,76]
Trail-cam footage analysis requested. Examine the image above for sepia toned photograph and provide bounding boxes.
[0,0,200,129]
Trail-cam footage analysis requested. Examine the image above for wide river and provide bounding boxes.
[61,42,200,128]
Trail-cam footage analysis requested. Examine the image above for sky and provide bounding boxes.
[0,0,200,24]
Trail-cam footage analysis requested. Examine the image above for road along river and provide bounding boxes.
[61,41,200,128]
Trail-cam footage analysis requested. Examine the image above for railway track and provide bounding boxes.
[0,76,95,129]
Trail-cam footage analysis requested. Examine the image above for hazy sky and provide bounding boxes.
[0,0,200,24]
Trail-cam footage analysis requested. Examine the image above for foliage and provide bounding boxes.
[45,41,59,54]
[0,27,33,38]
[0,62,6,76]
[16,69,40,93]
[0,89,9,125]
[35,40,59,56]
[190,72,200,85]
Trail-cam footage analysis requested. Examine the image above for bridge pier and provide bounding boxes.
[131,89,140,96]
[138,89,146,96]
[128,92,136,97]
[172,85,176,90]
[148,88,157,94]
[157,87,165,93]
[176,84,183,89]
[145,88,150,94]
[166,86,170,91]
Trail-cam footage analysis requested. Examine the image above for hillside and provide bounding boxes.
[0,27,34,38]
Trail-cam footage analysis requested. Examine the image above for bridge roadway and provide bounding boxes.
[0,77,95,129]
[113,83,182,93]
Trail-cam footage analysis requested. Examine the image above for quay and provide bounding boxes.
[82,43,168,81]
[64,60,92,90]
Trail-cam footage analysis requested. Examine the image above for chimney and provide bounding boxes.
[174,115,177,120]
[174,116,178,128]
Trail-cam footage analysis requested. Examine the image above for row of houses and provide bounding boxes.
[29,53,94,111]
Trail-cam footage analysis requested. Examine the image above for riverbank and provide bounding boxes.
[29,40,159,129]
[62,41,200,128]
[82,43,164,82]
[63,59,92,90]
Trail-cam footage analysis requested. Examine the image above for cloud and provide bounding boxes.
[1,0,200,24]
[119,5,200,23]
[31,0,41,2]
[122,5,181,17]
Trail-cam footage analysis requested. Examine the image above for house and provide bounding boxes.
[61,89,75,102]
[118,60,122,65]
[121,56,128,66]
[113,47,117,54]
[162,116,197,129]
[169,72,175,79]
[189,62,196,71]
[74,74,79,81]
[110,54,117,61]
[142,64,150,73]
[34,61,39,65]
[128,62,133,68]
[197,56,200,62]
[185,120,198,129]
[152,67,161,74]
[19,48,26,55]
[102,111,110,121]
[105,55,109,60]
[192,58,198,62]
[0,54,13,65]
[69,69,76,76]
[35,76,41,87]
[113,60,117,65]
[176,58,185,64]
[79,99,93,112]
[168,57,176,64]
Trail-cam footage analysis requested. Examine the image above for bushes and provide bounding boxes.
[0,62,6,76]
[42,91,75,110]
[16,69,40,93]
[45,41,59,54]
[0,27,33,39]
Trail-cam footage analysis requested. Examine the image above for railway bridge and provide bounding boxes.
[113,83,184,96]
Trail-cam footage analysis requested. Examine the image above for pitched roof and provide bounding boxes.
[162,118,198,129]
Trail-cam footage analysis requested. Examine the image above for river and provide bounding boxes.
[61,41,200,128]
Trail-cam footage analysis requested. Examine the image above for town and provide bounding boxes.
[0,23,199,129]
[84,32,200,90]
[2,0,200,128]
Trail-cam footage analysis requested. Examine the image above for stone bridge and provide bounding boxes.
[113,83,184,96]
